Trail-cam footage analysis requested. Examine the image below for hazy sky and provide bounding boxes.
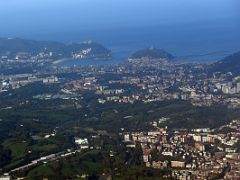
[0,0,239,34]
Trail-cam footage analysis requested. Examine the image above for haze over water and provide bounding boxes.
[0,0,240,62]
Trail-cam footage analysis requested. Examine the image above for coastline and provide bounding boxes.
[52,57,112,65]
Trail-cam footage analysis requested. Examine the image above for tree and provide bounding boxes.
[131,143,143,165]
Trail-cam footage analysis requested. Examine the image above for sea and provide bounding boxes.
[8,20,240,67]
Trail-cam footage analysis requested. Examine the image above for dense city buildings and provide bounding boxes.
[0,49,240,179]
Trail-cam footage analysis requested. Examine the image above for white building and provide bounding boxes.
[75,138,89,149]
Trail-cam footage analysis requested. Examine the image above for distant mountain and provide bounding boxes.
[0,38,111,60]
[129,48,174,60]
[209,51,240,74]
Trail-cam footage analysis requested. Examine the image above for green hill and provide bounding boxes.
[129,48,174,60]
[0,38,111,60]
[209,51,240,74]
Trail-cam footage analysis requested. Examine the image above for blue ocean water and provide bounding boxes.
[0,0,239,65]
[53,20,240,66]
[0,0,240,66]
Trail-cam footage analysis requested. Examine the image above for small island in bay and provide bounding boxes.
[129,48,174,61]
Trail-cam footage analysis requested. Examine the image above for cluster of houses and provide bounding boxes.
[121,118,240,179]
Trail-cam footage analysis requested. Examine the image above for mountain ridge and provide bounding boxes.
[209,51,240,74]
[0,37,111,60]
